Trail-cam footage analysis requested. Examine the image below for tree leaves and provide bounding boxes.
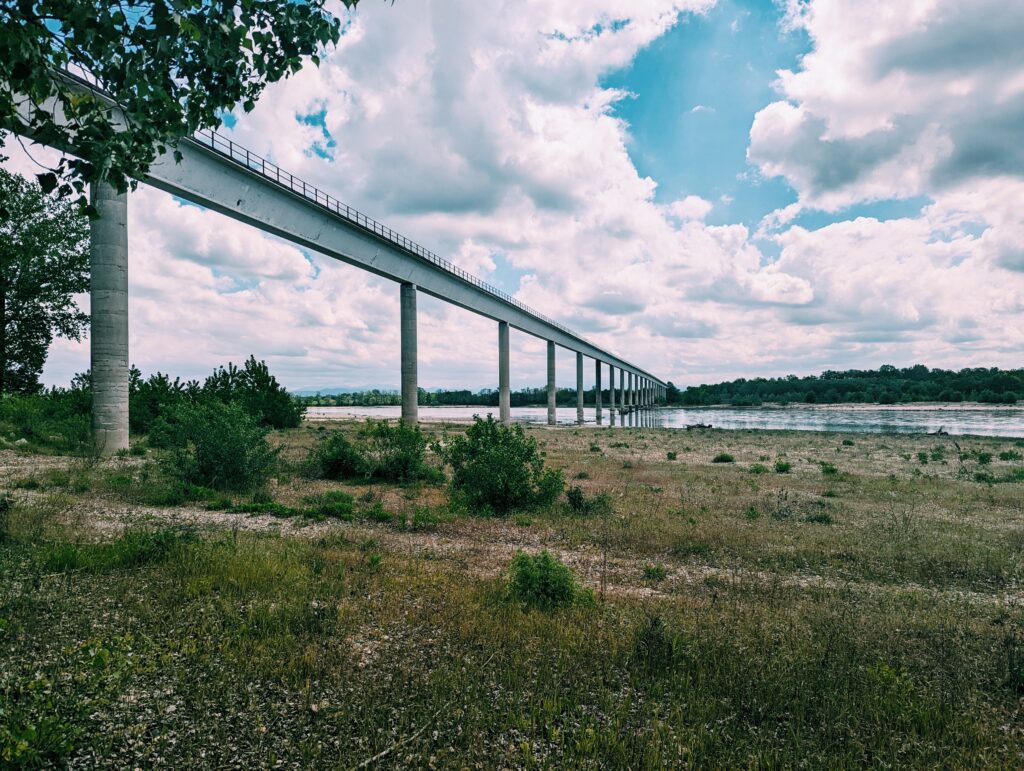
[0,0,354,206]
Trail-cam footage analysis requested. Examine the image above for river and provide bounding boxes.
[304,404,1024,438]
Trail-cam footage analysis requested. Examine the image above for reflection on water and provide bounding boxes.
[306,404,1024,437]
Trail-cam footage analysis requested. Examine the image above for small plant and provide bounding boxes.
[804,512,834,525]
[666,451,677,461]
[999,450,1022,461]
[975,451,993,466]
[775,460,792,473]
[744,505,760,520]
[631,614,678,673]
[359,419,440,483]
[749,463,768,474]
[820,462,839,476]
[505,550,589,610]
[435,416,563,515]
[589,443,601,453]
[712,452,734,463]
[842,439,855,446]
[565,486,612,517]
[642,564,667,581]
[573,470,590,480]
[917,451,929,464]
[301,490,356,520]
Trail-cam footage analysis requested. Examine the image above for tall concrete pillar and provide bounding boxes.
[594,359,602,424]
[498,321,510,425]
[90,181,129,454]
[547,340,556,426]
[619,368,625,413]
[608,364,615,426]
[629,373,635,412]
[576,351,584,425]
[400,282,418,423]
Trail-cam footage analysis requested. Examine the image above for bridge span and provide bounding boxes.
[12,76,667,452]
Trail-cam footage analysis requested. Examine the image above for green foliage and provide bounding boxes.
[151,400,277,492]
[0,0,350,203]
[775,460,792,474]
[678,364,1024,406]
[642,564,668,582]
[504,550,589,610]
[309,431,366,480]
[712,452,735,463]
[631,614,679,673]
[33,527,193,573]
[307,421,441,483]
[804,512,834,525]
[0,386,91,453]
[666,451,677,461]
[565,486,612,517]
[842,439,855,446]
[749,463,769,474]
[0,169,90,395]
[203,356,304,429]
[999,450,1022,461]
[435,416,564,515]
[358,419,440,483]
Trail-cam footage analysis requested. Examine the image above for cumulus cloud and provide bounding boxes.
[4,0,1022,391]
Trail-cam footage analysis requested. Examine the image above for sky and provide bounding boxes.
[6,0,1024,392]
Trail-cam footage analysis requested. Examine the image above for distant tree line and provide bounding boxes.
[671,365,1023,407]
[299,385,649,408]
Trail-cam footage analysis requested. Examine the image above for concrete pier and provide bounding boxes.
[498,321,510,425]
[619,368,625,414]
[608,364,615,424]
[576,352,584,425]
[547,340,556,426]
[90,181,129,454]
[400,283,418,423]
[594,359,602,424]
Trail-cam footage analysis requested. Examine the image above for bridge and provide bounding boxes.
[10,75,667,453]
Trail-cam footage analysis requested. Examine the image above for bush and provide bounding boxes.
[565,486,612,517]
[435,416,564,514]
[642,564,667,581]
[712,452,734,463]
[775,460,792,473]
[505,550,589,610]
[749,463,769,474]
[359,419,440,483]
[999,450,1022,461]
[203,356,305,429]
[0,391,91,454]
[666,451,677,461]
[309,431,367,480]
[150,400,278,492]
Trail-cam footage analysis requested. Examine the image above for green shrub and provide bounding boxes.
[505,550,589,610]
[642,564,667,581]
[666,451,677,461]
[435,416,564,514]
[150,400,278,492]
[999,450,1022,461]
[841,439,855,446]
[804,512,834,525]
[565,486,612,517]
[573,470,590,480]
[308,431,366,480]
[975,451,993,465]
[820,462,839,476]
[775,460,792,474]
[202,356,305,429]
[631,614,679,673]
[0,392,91,454]
[712,452,734,463]
[301,490,355,520]
[359,419,440,483]
[749,463,768,474]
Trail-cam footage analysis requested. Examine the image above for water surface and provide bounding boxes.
[305,404,1024,438]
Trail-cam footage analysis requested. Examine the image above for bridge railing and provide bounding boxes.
[191,129,580,339]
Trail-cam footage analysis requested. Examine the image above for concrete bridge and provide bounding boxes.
[12,75,667,452]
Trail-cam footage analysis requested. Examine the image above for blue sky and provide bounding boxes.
[12,1,1024,391]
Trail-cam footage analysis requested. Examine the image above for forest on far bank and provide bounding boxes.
[675,365,1022,407]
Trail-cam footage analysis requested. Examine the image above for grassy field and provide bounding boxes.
[2,421,1024,768]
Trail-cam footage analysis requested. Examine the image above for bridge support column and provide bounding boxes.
[629,373,635,413]
[619,368,625,414]
[400,282,418,423]
[576,352,584,425]
[90,181,129,455]
[547,341,556,426]
[498,321,510,425]
[608,364,615,425]
[594,359,602,425]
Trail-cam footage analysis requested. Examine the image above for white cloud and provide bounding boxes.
[3,0,1022,391]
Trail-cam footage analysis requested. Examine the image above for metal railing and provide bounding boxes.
[190,129,580,339]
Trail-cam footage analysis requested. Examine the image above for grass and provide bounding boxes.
[1,420,1024,766]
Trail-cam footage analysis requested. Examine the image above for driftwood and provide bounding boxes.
[686,423,712,430]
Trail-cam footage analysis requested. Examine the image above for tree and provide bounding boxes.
[0,0,357,205]
[0,168,89,394]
